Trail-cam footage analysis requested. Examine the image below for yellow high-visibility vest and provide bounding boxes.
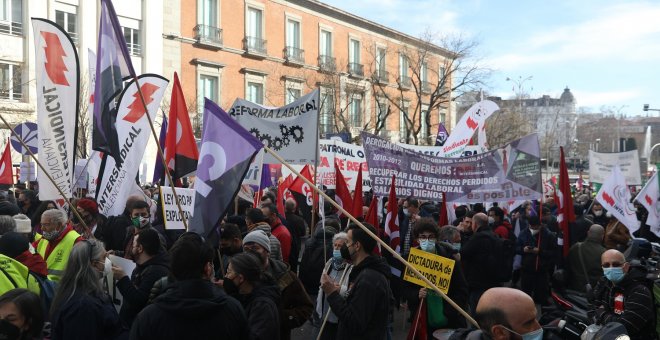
[36,229,80,282]
[0,254,40,295]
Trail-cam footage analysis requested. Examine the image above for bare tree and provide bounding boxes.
[75,73,92,159]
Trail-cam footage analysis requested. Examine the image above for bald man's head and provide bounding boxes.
[587,224,605,242]
[472,213,488,232]
[601,248,629,273]
[476,288,540,339]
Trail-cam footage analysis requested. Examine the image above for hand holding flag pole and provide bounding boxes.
[0,113,88,229]
[264,145,479,329]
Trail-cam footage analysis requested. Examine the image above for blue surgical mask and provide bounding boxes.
[603,266,625,284]
[403,208,410,217]
[451,242,461,251]
[420,239,435,252]
[332,249,343,261]
[503,326,543,340]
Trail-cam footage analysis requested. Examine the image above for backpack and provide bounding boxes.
[491,227,517,283]
[30,272,56,312]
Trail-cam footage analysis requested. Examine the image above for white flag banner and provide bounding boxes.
[635,172,660,232]
[228,89,320,164]
[87,49,96,154]
[32,19,79,200]
[589,150,642,185]
[242,149,265,187]
[87,151,102,198]
[97,75,169,216]
[596,166,640,233]
[19,162,36,182]
[317,139,370,190]
[441,100,499,158]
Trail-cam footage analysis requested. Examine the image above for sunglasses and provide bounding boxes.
[602,262,624,268]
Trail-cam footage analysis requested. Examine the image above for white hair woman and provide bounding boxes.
[49,239,127,339]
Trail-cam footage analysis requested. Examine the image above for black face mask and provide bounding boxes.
[220,246,240,256]
[0,319,21,340]
[340,243,353,261]
[223,277,240,296]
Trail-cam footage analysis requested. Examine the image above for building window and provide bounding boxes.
[247,82,264,105]
[285,88,301,104]
[245,6,266,54]
[421,106,429,140]
[348,94,362,127]
[439,65,446,87]
[285,18,303,63]
[348,38,362,76]
[196,74,219,134]
[0,62,22,101]
[0,0,21,36]
[440,109,446,125]
[195,0,222,44]
[421,62,431,92]
[399,54,411,88]
[399,102,409,142]
[55,10,77,44]
[320,29,332,57]
[320,88,334,134]
[123,26,141,56]
[376,99,388,133]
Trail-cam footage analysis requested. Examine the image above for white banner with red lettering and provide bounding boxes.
[596,166,640,233]
[440,100,499,158]
[32,19,79,200]
[317,139,369,190]
[635,172,659,232]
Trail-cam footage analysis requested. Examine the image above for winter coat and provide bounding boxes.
[327,255,392,340]
[315,259,353,324]
[515,227,557,273]
[285,212,307,237]
[102,213,132,252]
[460,227,500,290]
[234,283,281,340]
[51,293,127,340]
[266,259,313,340]
[566,238,606,292]
[130,279,249,340]
[591,266,656,340]
[492,220,513,239]
[248,222,283,261]
[270,217,292,264]
[298,226,336,295]
[604,221,631,251]
[116,252,170,327]
[15,250,48,277]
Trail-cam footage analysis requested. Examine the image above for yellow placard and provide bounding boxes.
[403,247,455,294]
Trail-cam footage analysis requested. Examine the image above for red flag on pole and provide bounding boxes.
[558,146,576,257]
[352,169,364,218]
[335,161,353,217]
[165,72,199,184]
[384,175,400,252]
[365,196,379,227]
[438,193,449,226]
[0,141,13,185]
[289,165,313,195]
[277,175,294,215]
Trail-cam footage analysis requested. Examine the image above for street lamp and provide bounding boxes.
[643,104,660,114]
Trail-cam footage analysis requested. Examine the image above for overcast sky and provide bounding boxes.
[322,0,660,116]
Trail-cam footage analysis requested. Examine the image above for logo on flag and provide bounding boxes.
[596,166,640,233]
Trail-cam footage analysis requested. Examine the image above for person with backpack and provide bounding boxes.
[460,212,501,313]
[516,215,557,306]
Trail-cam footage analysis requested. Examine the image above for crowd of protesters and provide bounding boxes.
[0,182,657,339]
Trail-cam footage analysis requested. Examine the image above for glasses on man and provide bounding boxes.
[417,234,437,242]
[602,262,624,268]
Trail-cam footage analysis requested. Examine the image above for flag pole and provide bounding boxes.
[264,145,479,328]
[130,75,188,231]
[0,113,88,229]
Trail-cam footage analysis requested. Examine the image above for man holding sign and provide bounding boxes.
[405,218,468,337]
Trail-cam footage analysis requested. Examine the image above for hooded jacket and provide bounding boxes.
[591,266,656,340]
[248,222,283,261]
[233,282,281,340]
[116,251,170,327]
[327,255,392,340]
[130,279,249,340]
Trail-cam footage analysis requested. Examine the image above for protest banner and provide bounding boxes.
[96,75,169,216]
[19,162,36,182]
[588,150,642,185]
[635,172,659,232]
[242,149,265,187]
[441,100,498,158]
[228,90,319,164]
[362,132,542,203]
[317,139,370,190]
[33,19,79,200]
[403,247,455,294]
[596,166,640,233]
[160,185,195,230]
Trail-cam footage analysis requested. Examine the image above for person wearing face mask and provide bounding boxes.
[224,252,280,340]
[589,201,609,226]
[50,239,127,340]
[34,209,82,282]
[400,198,421,261]
[515,216,557,306]
[312,232,353,340]
[409,219,468,337]
[449,287,544,340]
[0,289,44,340]
[590,249,655,340]
[118,201,167,260]
[72,198,103,241]
[320,223,392,340]
[218,223,243,275]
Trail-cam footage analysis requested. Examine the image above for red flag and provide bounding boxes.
[352,169,364,218]
[365,196,379,227]
[165,72,199,183]
[277,175,294,215]
[289,165,313,195]
[335,161,353,217]
[0,141,13,185]
[406,298,427,340]
[384,175,400,252]
[438,193,449,226]
[557,147,576,257]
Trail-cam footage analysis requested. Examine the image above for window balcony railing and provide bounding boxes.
[398,75,412,89]
[372,69,389,83]
[348,62,364,77]
[0,21,22,36]
[127,43,142,57]
[193,24,223,47]
[0,88,23,101]
[243,36,267,56]
[284,46,305,64]
[422,81,433,93]
[68,31,79,45]
[318,55,336,73]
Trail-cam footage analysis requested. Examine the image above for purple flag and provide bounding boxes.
[190,99,263,236]
[152,114,167,184]
[435,123,449,146]
[260,164,272,188]
[92,0,136,159]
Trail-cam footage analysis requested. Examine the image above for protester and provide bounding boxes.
[488,206,513,240]
[566,224,606,293]
[284,198,307,237]
[570,203,594,246]
[35,209,82,282]
[218,223,243,275]
[438,225,462,258]
[262,204,292,264]
[515,215,557,306]
[224,252,281,340]
[17,191,39,221]
[321,223,391,340]
[245,208,283,261]
[102,195,144,252]
[588,201,609,226]
[0,236,40,295]
[0,231,48,280]
[131,232,249,339]
[299,219,339,296]
[457,211,474,246]
[119,200,167,260]
[113,228,170,327]
[399,198,421,259]
[72,198,103,241]
[242,230,313,340]
[449,287,543,340]
[603,218,631,251]
[50,239,126,339]
[0,289,45,340]
[590,249,655,339]
[313,232,353,340]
